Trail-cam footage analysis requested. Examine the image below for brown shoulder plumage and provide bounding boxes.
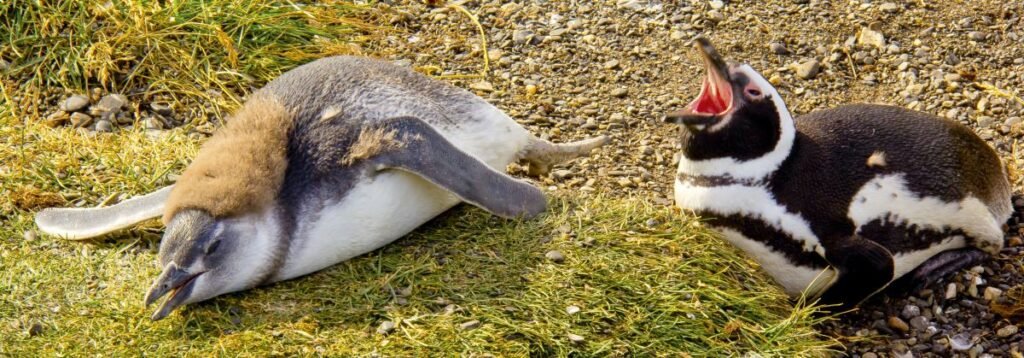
[163,93,293,223]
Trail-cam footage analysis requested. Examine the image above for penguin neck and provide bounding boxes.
[676,92,796,182]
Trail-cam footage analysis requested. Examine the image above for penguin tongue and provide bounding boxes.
[691,76,732,115]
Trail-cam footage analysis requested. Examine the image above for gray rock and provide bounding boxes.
[795,60,820,80]
[94,94,128,113]
[377,320,396,335]
[968,31,987,41]
[459,320,481,330]
[552,169,573,180]
[61,95,90,112]
[769,42,789,55]
[909,316,929,331]
[94,119,113,133]
[545,250,565,263]
[902,304,921,319]
[950,332,973,351]
[603,59,620,70]
[70,112,93,128]
[469,81,494,92]
[513,29,535,45]
[610,88,628,98]
[709,0,725,9]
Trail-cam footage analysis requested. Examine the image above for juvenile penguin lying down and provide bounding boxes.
[35,56,607,320]
[666,37,1011,310]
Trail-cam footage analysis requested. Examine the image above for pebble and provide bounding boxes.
[863,353,878,358]
[545,250,565,263]
[888,316,910,332]
[144,117,164,130]
[469,81,494,92]
[968,31,987,41]
[92,94,127,114]
[610,88,629,98]
[858,25,887,49]
[909,316,929,331]
[70,112,93,128]
[946,283,958,299]
[950,333,974,351]
[23,230,37,241]
[94,119,113,133]
[769,42,789,55]
[459,320,481,331]
[513,29,535,45]
[0,58,8,71]
[996,325,1018,337]
[377,320,396,335]
[902,304,921,319]
[568,333,585,344]
[709,0,725,10]
[983,287,1002,301]
[61,95,90,112]
[566,305,581,315]
[44,111,69,127]
[879,2,899,13]
[150,102,173,116]
[795,60,820,80]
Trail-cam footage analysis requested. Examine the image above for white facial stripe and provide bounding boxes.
[891,235,966,278]
[674,180,824,255]
[716,227,836,297]
[676,64,796,180]
[848,174,1004,254]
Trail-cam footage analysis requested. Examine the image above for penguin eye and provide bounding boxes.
[206,239,221,255]
[745,88,762,98]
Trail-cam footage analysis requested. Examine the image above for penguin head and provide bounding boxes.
[145,208,278,320]
[663,37,795,164]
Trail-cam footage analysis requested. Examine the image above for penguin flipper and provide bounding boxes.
[34,185,173,240]
[817,235,895,310]
[358,116,547,219]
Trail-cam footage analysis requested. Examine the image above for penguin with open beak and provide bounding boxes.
[35,56,608,320]
[665,37,1011,309]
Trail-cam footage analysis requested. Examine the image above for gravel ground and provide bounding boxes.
[36,0,1024,355]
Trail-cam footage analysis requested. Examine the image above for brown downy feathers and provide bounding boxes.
[163,94,293,223]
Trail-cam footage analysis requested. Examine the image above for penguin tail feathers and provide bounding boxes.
[520,136,609,176]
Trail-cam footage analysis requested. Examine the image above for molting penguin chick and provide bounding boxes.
[35,56,608,320]
[664,37,1011,309]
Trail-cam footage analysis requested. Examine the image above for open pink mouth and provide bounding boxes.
[687,65,733,115]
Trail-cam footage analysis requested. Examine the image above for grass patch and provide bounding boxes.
[0,0,373,118]
[0,120,839,356]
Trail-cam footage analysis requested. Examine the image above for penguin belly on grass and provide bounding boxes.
[663,38,1011,309]
[34,56,608,320]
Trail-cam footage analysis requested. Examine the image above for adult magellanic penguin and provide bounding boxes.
[35,56,608,320]
[664,37,1011,309]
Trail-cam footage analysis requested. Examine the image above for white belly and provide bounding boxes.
[716,227,837,297]
[277,171,459,280]
[275,102,532,281]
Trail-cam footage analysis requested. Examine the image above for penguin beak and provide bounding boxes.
[664,36,735,126]
[144,263,205,320]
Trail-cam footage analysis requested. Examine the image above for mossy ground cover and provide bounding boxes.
[1,1,840,356]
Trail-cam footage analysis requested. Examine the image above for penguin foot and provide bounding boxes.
[887,248,990,295]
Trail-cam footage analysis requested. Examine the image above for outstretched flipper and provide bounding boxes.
[34,185,173,240]
[351,116,547,219]
[818,235,895,310]
[886,248,989,294]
